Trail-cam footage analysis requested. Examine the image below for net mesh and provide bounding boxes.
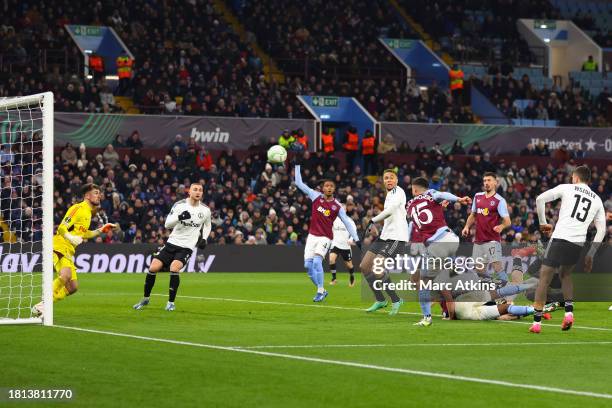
[0,96,45,320]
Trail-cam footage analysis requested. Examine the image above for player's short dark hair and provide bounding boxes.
[573,165,591,182]
[483,172,497,179]
[383,168,398,177]
[319,179,335,187]
[412,177,429,189]
[81,183,100,196]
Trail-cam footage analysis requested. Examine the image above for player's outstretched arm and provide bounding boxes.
[431,190,471,205]
[338,208,359,243]
[294,165,321,201]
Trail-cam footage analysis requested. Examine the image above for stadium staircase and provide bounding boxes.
[115,96,140,115]
[387,0,455,66]
[212,0,285,83]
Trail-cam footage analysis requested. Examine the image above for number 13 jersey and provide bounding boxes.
[538,183,604,243]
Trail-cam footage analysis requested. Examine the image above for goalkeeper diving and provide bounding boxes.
[33,183,119,316]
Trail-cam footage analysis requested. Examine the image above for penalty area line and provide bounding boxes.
[53,324,612,400]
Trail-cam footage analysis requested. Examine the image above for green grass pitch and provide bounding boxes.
[2,273,612,407]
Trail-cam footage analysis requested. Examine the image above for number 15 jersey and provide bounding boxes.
[406,189,448,243]
[536,183,605,243]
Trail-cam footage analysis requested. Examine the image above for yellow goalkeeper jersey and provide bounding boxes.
[53,201,94,258]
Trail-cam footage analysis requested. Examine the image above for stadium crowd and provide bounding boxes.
[478,71,610,127]
[3,0,474,123]
[5,0,609,126]
[48,137,612,247]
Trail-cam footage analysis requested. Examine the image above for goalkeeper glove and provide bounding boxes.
[63,232,83,247]
[99,223,119,234]
[178,210,191,221]
[197,237,207,250]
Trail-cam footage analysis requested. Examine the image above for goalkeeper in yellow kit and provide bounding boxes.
[34,183,118,316]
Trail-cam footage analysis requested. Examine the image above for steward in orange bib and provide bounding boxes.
[321,129,335,153]
[361,129,377,175]
[116,54,134,95]
[449,64,464,105]
[295,128,309,151]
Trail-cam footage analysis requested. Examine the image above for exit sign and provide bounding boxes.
[312,96,339,107]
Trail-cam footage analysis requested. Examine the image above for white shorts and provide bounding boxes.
[411,230,460,258]
[472,241,502,265]
[454,302,501,321]
[412,231,460,278]
[304,234,332,260]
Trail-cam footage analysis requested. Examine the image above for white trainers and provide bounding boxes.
[165,301,176,311]
[413,316,432,327]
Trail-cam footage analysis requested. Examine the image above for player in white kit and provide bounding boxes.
[530,166,606,333]
[133,183,211,311]
[329,209,358,286]
[360,169,409,315]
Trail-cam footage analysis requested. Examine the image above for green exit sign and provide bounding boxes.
[385,38,414,49]
[73,26,103,36]
[312,96,339,107]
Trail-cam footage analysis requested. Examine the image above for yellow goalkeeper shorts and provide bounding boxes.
[53,251,77,281]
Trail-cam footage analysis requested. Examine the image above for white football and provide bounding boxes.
[267,145,287,164]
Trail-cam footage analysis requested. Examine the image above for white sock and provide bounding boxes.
[317,287,325,294]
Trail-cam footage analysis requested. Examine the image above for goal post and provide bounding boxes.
[0,92,54,326]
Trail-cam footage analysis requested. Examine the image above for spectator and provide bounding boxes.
[76,143,89,169]
[101,144,119,169]
[450,140,465,155]
[413,140,427,154]
[60,143,77,166]
[468,142,483,155]
[171,134,187,153]
[196,149,213,172]
[126,131,144,149]
[112,134,126,148]
[552,145,570,162]
[520,143,536,156]
[377,134,397,154]
[535,141,550,156]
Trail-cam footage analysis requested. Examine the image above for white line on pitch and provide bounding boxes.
[53,324,612,400]
[151,293,612,332]
[238,341,612,349]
